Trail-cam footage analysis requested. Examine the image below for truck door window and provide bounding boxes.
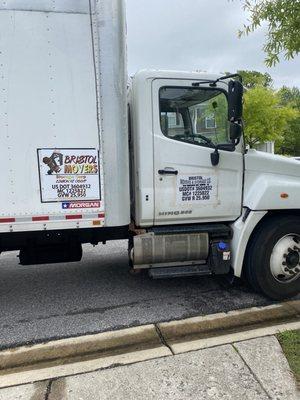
[161,111,185,137]
[160,87,230,147]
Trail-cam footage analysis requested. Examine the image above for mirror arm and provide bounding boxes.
[210,73,243,87]
[234,137,241,146]
[210,143,236,167]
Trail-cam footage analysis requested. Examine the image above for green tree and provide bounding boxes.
[278,86,300,109]
[237,70,273,88]
[276,86,300,155]
[243,86,296,147]
[276,115,300,155]
[239,0,300,66]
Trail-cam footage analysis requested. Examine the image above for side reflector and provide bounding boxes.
[32,216,49,222]
[65,215,83,220]
[0,218,15,223]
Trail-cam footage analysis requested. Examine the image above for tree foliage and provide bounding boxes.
[276,86,300,155]
[278,86,300,109]
[237,70,273,88]
[223,71,299,154]
[240,0,300,66]
[243,86,297,147]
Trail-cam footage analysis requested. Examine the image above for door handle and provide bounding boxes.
[158,168,179,176]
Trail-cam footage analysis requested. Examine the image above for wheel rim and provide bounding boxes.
[270,234,300,283]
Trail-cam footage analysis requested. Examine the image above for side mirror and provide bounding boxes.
[230,123,242,141]
[228,80,243,122]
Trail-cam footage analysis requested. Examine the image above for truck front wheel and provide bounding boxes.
[245,216,300,300]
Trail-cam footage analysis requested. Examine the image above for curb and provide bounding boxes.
[0,324,164,371]
[0,300,298,388]
[157,301,300,344]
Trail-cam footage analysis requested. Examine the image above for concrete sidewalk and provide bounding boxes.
[0,335,298,400]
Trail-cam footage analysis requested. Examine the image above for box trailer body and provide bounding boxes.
[0,0,299,300]
[0,0,130,238]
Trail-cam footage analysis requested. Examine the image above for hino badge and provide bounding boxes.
[0,0,299,300]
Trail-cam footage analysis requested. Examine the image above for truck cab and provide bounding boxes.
[128,70,300,300]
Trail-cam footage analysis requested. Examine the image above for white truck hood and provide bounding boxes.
[243,150,300,210]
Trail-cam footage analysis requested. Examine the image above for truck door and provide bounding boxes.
[152,79,244,225]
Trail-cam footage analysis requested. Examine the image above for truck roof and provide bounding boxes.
[131,69,229,85]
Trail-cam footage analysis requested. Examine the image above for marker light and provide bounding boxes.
[280,193,289,199]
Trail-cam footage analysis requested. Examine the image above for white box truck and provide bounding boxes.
[0,0,299,300]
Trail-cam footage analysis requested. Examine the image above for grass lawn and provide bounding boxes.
[277,330,300,385]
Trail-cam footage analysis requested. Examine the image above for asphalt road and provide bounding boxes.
[0,240,290,350]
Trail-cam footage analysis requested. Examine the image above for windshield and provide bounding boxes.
[160,87,230,147]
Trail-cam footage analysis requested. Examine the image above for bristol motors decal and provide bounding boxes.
[177,174,217,204]
[38,149,101,203]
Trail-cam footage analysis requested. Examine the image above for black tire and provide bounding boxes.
[245,215,300,300]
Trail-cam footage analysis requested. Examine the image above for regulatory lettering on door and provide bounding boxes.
[38,148,101,203]
[177,175,217,204]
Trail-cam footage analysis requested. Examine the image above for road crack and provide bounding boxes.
[155,324,174,355]
[44,379,54,400]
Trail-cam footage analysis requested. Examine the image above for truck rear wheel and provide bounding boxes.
[245,216,300,300]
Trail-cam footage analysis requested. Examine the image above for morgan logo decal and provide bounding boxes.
[62,201,101,210]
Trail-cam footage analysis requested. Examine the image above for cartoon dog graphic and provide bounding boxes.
[43,150,63,175]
